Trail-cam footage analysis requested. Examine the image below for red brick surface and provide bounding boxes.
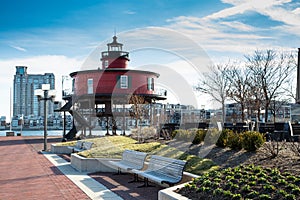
[0,136,90,200]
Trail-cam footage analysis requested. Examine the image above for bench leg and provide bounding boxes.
[128,173,141,183]
[137,178,155,188]
[113,168,126,175]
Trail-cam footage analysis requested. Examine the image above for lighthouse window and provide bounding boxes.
[87,78,93,94]
[147,78,154,91]
[104,60,109,68]
[111,46,120,51]
[120,75,128,89]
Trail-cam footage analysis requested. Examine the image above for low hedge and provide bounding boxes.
[217,130,265,151]
[172,128,265,152]
[241,131,266,151]
[172,129,207,144]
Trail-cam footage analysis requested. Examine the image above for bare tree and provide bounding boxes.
[247,75,264,124]
[269,97,290,123]
[196,64,230,124]
[224,62,251,122]
[284,73,297,103]
[245,50,296,122]
[129,95,148,143]
[130,95,147,128]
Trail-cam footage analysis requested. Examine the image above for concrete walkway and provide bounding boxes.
[0,136,122,200]
[44,153,122,200]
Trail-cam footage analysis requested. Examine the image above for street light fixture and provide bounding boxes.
[34,84,56,151]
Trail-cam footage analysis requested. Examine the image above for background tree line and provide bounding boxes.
[197,49,297,124]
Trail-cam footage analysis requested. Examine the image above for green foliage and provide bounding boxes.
[216,129,233,147]
[213,188,223,196]
[227,131,243,150]
[215,130,266,151]
[241,131,265,151]
[263,184,276,192]
[172,129,198,142]
[259,194,271,200]
[171,129,190,141]
[172,128,208,144]
[285,194,296,200]
[246,191,259,198]
[204,128,221,144]
[241,185,251,192]
[231,193,242,200]
[180,164,300,199]
[292,187,300,195]
[66,135,217,175]
[192,129,207,144]
[172,129,265,152]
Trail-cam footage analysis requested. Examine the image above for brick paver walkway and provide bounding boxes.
[0,136,90,200]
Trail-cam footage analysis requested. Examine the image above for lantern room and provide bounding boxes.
[100,36,129,69]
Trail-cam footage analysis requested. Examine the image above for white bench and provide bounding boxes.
[132,155,187,187]
[68,141,94,153]
[108,150,148,175]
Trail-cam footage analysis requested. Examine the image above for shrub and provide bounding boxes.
[227,131,243,150]
[130,126,158,142]
[263,140,286,158]
[141,126,157,139]
[204,128,221,145]
[172,129,188,140]
[241,131,265,151]
[289,141,300,157]
[216,129,234,147]
[171,129,181,139]
[192,129,207,144]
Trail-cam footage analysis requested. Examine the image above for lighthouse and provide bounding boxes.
[59,36,166,139]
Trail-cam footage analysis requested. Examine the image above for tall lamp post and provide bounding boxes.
[35,84,56,151]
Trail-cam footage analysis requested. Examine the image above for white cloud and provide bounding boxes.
[215,0,293,20]
[293,7,300,14]
[207,0,300,34]
[0,55,83,119]
[220,21,255,32]
[9,45,27,52]
[165,0,300,58]
[166,16,272,57]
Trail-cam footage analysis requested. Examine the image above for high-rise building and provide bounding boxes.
[13,66,55,118]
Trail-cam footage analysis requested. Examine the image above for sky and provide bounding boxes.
[1,0,300,120]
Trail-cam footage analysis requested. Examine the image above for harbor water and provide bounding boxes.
[0,130,64,137]
[0,130,130,137]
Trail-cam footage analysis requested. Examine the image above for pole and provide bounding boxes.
[43,90,48,151]
[63,111,66,138]
[10,87,12,131]
[122,103,125,135]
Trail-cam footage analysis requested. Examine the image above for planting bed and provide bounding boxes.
[178,164,300,200]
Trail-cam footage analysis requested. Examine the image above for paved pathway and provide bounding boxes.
[44,153,122,200]
[0,136,122,200]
